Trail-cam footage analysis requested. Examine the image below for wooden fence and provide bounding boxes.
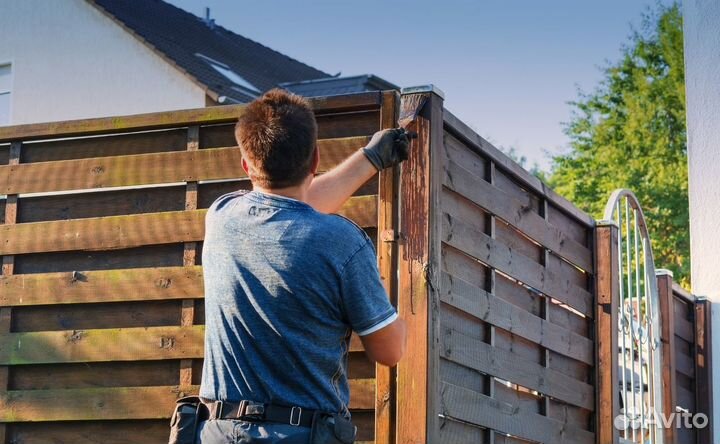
[395,87,598,443]
[0,87,711,443]
[0,91,397,444]
[657,271,713,444]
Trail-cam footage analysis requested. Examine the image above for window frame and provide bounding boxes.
[0,61,13,126]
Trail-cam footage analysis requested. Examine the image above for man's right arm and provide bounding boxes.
[307,128,411,214]
[340,237,407,367]
[359,318,406,367]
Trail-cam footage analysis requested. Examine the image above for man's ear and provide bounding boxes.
[310,146,320,175]
[241,157,250,176]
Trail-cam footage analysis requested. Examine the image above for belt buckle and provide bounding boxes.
[289,406,302,426]
[236,400,248,419]
[214,400,224,420]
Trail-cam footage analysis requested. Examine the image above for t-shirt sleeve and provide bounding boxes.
[340,239,398,336]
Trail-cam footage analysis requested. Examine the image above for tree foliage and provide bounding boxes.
[547,3,689,285]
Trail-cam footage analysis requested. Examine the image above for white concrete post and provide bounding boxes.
[683,0,720,439]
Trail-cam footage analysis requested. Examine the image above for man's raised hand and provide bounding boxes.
[361,128,416,171]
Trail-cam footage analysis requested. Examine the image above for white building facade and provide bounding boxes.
[0,0,206,126]
[683,0,720,439]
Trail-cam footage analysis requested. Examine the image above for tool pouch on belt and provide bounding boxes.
[309,412,356,444]
[168,396,204,444]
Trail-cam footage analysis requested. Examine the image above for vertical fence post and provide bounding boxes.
[657,269,677,444]
[595,221,620,444]
[395,85,444,444]
[376,90,400,444]
[0,141,21,444]
[179,126,200,390]
[695,297,713,443]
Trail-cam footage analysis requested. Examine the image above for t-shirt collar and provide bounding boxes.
[245,190,313,210]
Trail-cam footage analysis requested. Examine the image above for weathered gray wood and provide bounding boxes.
[438,418,486,444]
[441,214,593,317]
[440,382,594,444]
[440,271,593,365]
[442,110,595,228]
[441,325,594,410]
[443,158,592,271]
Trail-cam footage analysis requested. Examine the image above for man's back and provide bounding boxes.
[200,190,396,414]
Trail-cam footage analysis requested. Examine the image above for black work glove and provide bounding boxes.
[361,128,414,171]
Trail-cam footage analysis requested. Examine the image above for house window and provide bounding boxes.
[195,53,261,95]
[0,64,11,126]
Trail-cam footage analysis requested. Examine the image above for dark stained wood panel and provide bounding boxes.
[14,244,185,274]
[21,129,187,163]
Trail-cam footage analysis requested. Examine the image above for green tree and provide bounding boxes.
[547,3,689,285]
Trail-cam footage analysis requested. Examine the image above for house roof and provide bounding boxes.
[88,0,332,103]
[280,74,399,98]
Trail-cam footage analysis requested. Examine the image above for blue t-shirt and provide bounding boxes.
[199,190,397,415]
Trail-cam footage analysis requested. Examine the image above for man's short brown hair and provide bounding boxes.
[235,89,318,188]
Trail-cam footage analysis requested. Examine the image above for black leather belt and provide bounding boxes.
[203,399,315,428]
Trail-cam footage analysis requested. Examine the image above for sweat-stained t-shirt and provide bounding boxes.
[199,190,397,416]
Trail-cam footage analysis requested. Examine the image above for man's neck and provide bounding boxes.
[252,185,308,203]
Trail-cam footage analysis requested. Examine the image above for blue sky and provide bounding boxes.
[168,0,671,171]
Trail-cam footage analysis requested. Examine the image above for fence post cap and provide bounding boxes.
[596,219,619,228]
[401,85,445,99]
[655,269,674,277]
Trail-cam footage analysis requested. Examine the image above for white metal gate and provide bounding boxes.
[604,189,665,444]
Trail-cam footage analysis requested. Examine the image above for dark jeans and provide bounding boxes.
[196,419,310,443]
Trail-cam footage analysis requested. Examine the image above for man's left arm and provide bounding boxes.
[307,128,411,214]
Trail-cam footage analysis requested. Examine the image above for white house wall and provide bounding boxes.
[683,0,720,437]
[0,0,206,125]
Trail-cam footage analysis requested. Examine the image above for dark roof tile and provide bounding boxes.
[90,0,331,103]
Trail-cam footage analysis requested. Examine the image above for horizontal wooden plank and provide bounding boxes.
[0,93,382,143]
[676,386,696,412]
[0,195,377,255]
[0,385,197,421]
[8,360,181,390]
[674,312,695,343]
[438,417,486,443]
[12,300,182,332]
[672,284,695,304]
[7,420,169,444]
[1,209,205,255]
[442,214,594,317]
[441,327,594,410]
[0,266,203,306]
[443,111,595,228]
[15,244,184,275]
[443,159,592,271]
[2,136,368,195]
[7,419,169,444]
[441,382,594,444]
[0,378,375,422]
[0,325,365,365]
[0,325,205,365]
[441,272,594,365]
[675,344,695,379]
[22,129,187,164]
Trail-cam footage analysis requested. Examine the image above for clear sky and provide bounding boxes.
[167,0,670,171]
